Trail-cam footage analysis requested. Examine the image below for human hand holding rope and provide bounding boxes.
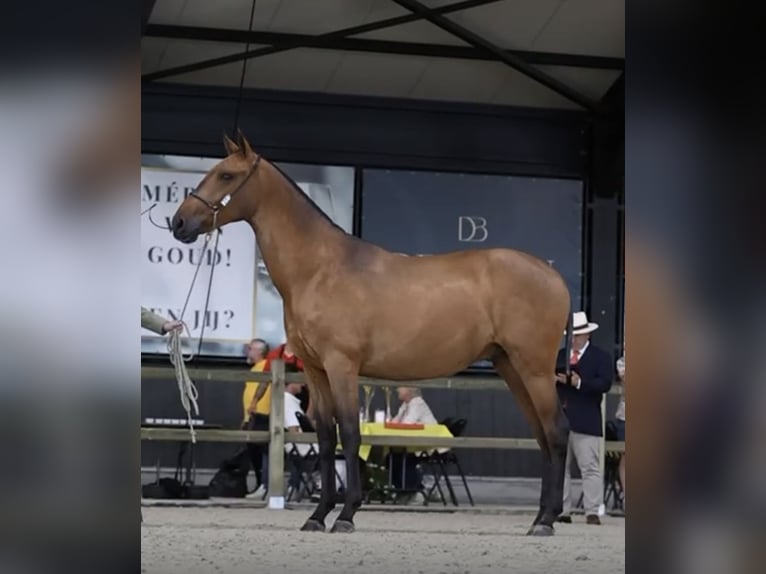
[162,319,184,334]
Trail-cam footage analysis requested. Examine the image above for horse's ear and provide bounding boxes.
[236,128,254,157]
[223,133,240,156]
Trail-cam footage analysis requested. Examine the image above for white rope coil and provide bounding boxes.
[167,327,199,443]
[167,226,222,444]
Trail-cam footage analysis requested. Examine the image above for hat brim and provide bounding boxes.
[571,322,599,335]
[563,322,600,335]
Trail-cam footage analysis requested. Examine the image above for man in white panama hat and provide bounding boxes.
[555,311,614,525]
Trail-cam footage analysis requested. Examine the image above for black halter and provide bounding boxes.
[188,155,261,217]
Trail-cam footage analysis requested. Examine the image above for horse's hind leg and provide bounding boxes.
[492,355,551,526]
[525,375,568,535]
[531,385,568,535]
[300,367,337,532]
[494,352,569,536]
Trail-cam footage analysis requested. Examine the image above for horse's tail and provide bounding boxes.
[563,294,574,379]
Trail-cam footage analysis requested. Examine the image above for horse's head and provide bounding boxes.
[171,131,260,243]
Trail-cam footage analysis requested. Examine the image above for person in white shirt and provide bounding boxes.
[284,382,317,456]
[390,387,438,497]
[281,382,349,497]
[252,381,320,499]
[283,381,320,494]
[393,387,437,424]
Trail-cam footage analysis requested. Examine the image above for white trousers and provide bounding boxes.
[562,431,603,516]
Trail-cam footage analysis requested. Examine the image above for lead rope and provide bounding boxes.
[166,219,221,444]
[167,327,199,444]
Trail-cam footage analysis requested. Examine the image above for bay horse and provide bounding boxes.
[171,132,571,536]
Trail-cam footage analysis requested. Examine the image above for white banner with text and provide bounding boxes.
[141,167,257,349]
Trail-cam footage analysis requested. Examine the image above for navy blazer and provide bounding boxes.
[556,343,614,437]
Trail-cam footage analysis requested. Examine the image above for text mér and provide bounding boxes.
[143,182,197,203]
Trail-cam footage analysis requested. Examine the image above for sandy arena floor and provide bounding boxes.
[141,505,625,574]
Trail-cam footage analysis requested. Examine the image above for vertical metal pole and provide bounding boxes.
[268,359,285,509]
[564,302,573,384]
[599,394,606,515]
[600,396,606,470]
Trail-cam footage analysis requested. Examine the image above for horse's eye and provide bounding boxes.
[220,172,234,181]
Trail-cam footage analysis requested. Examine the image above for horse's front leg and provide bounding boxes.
[300,414,338,531]
[326,362,362,533]
[300,367,337,532]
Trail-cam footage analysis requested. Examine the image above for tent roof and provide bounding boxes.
[142,0,624,111]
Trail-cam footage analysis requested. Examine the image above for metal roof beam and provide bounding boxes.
[144,24,624,70]
[142,0,504,82]
[389,0,597,111]
[142,0,156,36]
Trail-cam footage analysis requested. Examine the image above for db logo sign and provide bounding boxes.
[458,216,488,242]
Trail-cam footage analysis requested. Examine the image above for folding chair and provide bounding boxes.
[287,412,346,502]
[285,446,319,502]
[603,421,624,511]
[603,451,624,511]
[417,417,453,505]
[421,418,474,506]
[285,412,320,502]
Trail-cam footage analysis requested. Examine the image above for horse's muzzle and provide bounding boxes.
[171,214,200,244]
[174,232,198,244]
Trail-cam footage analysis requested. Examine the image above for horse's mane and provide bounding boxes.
[268,160,348,235]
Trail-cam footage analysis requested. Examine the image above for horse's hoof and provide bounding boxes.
[527,524,555,537]
[330,519,355,534]
[300,519,325,532]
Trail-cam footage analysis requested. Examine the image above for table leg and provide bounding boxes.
[401,451,406,490]
[176,442,188,483]
[187,440,195,485]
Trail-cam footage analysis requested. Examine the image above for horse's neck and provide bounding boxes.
[248,162,345,296]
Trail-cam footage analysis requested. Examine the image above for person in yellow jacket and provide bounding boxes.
[242,338,270,494]
[141,306,183,335]
[242,338,270,422]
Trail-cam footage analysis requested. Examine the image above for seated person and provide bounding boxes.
[265,340,312,419]
[264,340,304,372]
[258,379,319,497]
[284,381,317,456]
[283,381,319,492]
[389,387,437,495]
[393,386,437,424]
[285,384,348,497]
